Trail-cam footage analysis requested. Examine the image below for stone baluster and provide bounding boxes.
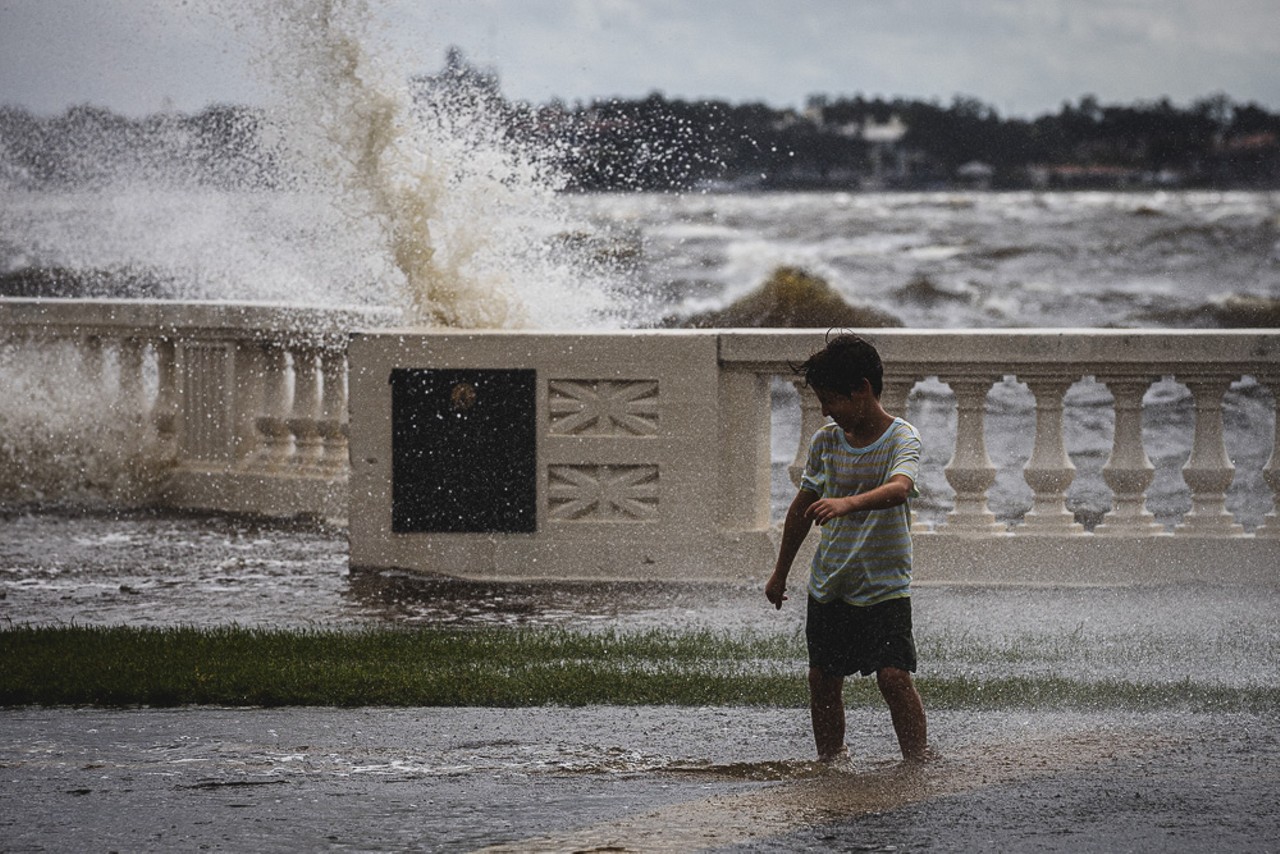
[881,375,919,526]
[1019,375,1084,534]
[151,338,178,451]
[1094,376,1164,536]
[81,334,105,387]
[253,342,294,470]
[941,376,1003,533]
[1176,375,1246,537]
[317,348,350,473]
[287,345,325,473]
[880,376,912,422]
[230,339,266,464]
[116,337,148,428]
[1254,372,1280,538]
[789,378,827,487]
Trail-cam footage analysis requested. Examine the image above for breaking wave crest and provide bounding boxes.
[235,0,620,328]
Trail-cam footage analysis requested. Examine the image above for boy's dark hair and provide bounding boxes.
[797,332,884,397]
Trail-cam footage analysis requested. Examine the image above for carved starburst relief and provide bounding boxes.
[547,465,660,521]
[547,380,659,436]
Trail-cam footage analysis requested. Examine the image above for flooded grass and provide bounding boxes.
[3,625,1276,712]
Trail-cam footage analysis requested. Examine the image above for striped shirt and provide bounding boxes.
[801,417,922,606]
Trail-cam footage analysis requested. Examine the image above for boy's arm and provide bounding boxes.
[765,488,820,610]
[804,474,914,525]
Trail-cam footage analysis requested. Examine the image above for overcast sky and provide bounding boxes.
[2,0,1278,118]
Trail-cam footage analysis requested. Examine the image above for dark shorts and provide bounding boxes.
[806,595,918,678]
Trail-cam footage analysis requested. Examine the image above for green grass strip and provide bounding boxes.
[2,625,1275,712]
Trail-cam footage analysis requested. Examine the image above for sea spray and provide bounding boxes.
[0,0,630,509]
[235,0,620,328]
[0,340,167,508]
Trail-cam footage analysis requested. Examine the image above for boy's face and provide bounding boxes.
[813,381,874,432]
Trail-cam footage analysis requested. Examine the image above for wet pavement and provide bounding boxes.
[2,706,1276,852]
[3,509,1280,850]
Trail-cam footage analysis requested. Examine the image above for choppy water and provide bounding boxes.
[569,189,1280,329]
[5,0,1276,326]
[5,188,1279,329]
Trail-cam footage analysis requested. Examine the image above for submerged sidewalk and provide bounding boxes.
[2,705,1277,852]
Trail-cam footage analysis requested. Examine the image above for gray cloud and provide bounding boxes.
[0,0,258,114]
[3,0,1277,117]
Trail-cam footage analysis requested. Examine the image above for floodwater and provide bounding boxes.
[0,509,785,633]
[4,509,1278,689]
[2,706,1276,852]
[3,509,1279,851]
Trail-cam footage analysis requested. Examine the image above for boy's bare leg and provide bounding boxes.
[877,667,928,761]
[808,667,847,760]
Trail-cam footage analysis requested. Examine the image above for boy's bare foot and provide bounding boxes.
[818,745,850,764]
[901,746,942,766]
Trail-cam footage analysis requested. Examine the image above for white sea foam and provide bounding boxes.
[0,0,624,328]
[226,0,621,328]
[0,340,167,507]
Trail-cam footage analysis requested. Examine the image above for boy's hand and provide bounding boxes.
[764,570,788,610]
[805,496,853,525]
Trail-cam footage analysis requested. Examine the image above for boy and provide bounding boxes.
[764,333,928,764]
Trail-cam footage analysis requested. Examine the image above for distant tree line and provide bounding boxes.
[522,92,1280,191]
[3,85,1278,192]
[0,103,286,189]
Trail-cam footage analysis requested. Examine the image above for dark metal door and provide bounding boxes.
[390,368,537,533]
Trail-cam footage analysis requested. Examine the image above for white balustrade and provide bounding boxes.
[116,337,148,427]
[787,378,825,487]
[81,334,105,384]
[286,345,327,473]
[2,303,1278,557]
[880,374,921,528]
[152,337,178,448]
[0,298,394,520]
[717,330,1278,546]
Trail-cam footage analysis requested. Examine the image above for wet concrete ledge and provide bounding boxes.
[912,533,1280,586]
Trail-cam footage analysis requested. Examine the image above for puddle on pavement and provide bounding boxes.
[473,718,1181,853]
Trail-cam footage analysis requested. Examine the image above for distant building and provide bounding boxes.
[861,115,910,187]
[956,160,995,189]
[1027,164,1146,189]
[1218,131,1278,153]
[860,115,908,144]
